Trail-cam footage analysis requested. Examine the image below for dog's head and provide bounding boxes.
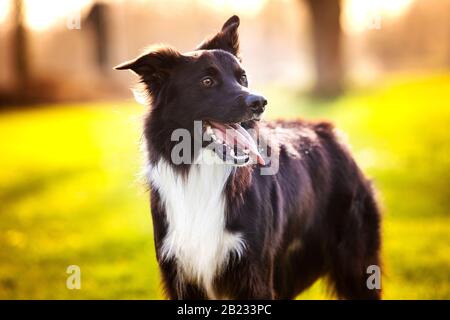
[115,16,266,165]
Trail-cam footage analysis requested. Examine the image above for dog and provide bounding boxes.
[115,15,381,300]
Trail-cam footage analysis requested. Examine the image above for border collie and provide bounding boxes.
[115,16,381,300]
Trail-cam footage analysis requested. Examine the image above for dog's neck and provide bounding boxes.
[144,108,257,203]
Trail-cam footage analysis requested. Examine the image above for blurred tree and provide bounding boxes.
[11,0,30,91]
[86,3,110,74]
[365,0,450,71]
[304,0,343,98]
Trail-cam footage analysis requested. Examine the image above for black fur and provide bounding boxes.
[116,16,382,300]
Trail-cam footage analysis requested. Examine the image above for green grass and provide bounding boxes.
[0,73,449,299]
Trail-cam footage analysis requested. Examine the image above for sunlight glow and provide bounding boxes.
[24,0,92,30]
[343,0,415,34]
[202,0,268,16]
[1,0,414,33]
[1,0,269,30]
[0,1,11,24]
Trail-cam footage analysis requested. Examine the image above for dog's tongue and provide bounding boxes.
[209,121,265,165]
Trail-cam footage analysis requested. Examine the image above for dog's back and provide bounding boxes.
[265,120,381,299]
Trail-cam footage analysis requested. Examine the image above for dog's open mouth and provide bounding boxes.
[203,121,265,166]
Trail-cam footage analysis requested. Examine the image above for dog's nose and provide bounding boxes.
[245,94,267,114]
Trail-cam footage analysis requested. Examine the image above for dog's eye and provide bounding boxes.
[201,77,215,87]
[240,74,248,86]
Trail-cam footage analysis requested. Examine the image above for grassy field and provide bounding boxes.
[0,73,449,299]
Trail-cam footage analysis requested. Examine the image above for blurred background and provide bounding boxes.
[0,0,449,299]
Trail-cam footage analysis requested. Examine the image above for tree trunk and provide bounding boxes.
[11,0,29,91]
[86,3,110,74]
[305,0,343,98]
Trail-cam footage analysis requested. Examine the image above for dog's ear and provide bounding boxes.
[196,15,240,57]
[114,46,185,87]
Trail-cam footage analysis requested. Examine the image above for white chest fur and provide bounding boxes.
[148,150,246,298]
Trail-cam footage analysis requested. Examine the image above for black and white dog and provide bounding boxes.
[115,16,381,300]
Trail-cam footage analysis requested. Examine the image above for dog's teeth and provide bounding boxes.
[206,125,213,135]
[230,149,235,157]
[211,134,217,141]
